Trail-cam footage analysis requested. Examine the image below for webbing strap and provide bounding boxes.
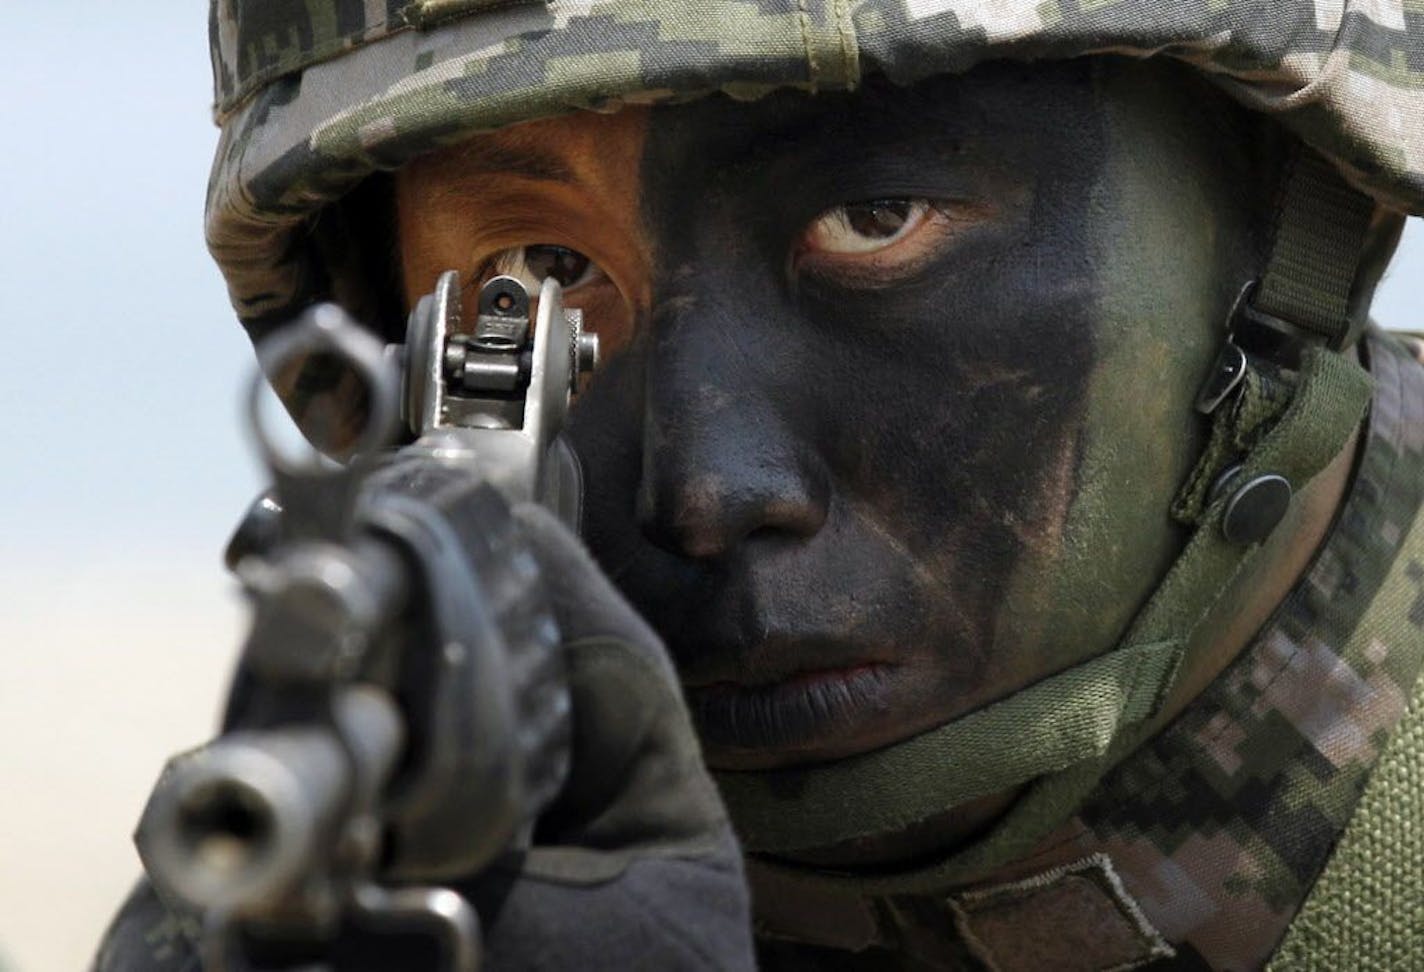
[1256,148,1375,348]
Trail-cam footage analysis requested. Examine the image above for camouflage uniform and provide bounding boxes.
[102,2,1424,969]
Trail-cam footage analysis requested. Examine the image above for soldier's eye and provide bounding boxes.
[472,242,634,363]
[796,197,990,286]
[489,244,605,291]
[803,199,931,254]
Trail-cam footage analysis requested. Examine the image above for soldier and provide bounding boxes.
[99,2,1424,969]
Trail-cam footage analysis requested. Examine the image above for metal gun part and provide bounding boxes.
[136,275,594,971]
[403,272,596,521]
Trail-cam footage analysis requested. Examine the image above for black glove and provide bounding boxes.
[458,502,753,969]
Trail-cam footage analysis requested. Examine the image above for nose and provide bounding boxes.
[635,296,829,560]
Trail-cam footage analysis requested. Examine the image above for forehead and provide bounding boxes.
[397,105,650,207]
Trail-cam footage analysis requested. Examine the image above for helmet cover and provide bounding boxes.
[208,0,1423,328]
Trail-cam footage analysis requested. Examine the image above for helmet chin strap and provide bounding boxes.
[713,147,1377,896]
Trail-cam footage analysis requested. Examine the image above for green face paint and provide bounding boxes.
[998,62,1270,689]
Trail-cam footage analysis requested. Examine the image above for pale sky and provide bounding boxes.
[0,6,1419,970]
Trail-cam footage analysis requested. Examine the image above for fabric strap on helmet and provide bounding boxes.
[1256,149,1379,350]
[714,147,1377,894]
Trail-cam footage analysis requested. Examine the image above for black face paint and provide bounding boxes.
[562,63,1104,769]
[565,60,1268,773]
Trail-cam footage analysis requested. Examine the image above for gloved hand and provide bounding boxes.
[457,502,754,969]
[93,503,753,971]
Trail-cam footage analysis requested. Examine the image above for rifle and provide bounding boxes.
[133,272,598,971]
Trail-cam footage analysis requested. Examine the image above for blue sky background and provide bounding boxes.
[0,7,257,568]
[0,6,1418,970]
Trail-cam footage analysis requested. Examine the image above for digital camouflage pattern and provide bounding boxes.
[1070,330,1424,968]
[206,0,1424,328]
[753,330,1424,970]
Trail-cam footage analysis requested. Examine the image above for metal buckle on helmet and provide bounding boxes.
[1194,280,1308,414]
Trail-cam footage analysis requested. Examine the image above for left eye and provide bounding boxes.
[490,244,604,291]
[802,199,933,254]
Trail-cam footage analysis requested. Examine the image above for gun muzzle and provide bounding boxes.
[135,727,350,917]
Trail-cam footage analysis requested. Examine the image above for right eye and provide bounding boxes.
[803,199,932,255]
[488,244,605,292]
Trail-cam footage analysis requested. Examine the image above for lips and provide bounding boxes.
[674,629,903,763]
[684,659,897,757]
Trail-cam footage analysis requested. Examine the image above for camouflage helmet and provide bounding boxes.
[208,0,1423,335]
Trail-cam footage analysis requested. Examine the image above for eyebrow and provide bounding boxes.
[452,143,577,185]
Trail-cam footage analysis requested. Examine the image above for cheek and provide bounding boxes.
[815,256,1097,534]
[787,256,1098,683]
[841,368,1087,578]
